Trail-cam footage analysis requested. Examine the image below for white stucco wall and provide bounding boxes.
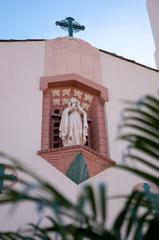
[147,0,159,69]
[79,52,159,227]
[0,39,159,232]
[100,52,159,163]
[0,41,77,231]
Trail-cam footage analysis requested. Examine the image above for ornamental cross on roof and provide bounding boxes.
[55,17,85,37]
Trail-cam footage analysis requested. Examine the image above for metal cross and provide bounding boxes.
[55,17,85,37]
[0,164,17,193]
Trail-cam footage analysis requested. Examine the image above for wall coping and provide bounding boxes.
[38,145,115,181]
[40,73,108,102]
[38,145,115,165]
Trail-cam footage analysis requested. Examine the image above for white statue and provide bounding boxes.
[59,98,88,146]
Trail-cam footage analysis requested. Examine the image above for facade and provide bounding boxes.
[1,1,159,230]
[147,0,159,69]
[0,37,159,231]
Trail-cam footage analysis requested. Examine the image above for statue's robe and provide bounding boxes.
[59,107,88,146]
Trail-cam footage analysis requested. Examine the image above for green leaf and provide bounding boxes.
[120,123,159,139]
[117,165,159,186]
[125,154,159,172]
[66,153,89,184]
[0,164,5,193]
[99,183,107,224]
[123,108,159,128]
[119,134,159,160]
[133,211,150,240]
[144,218,159,240]
[123,115,159,128]
[125,193,143,239]
[145,95,159,111]
[113,191,138,239]
[84,185,97,220]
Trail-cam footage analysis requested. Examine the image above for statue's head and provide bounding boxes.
[68,97,79,107]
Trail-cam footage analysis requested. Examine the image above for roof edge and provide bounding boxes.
[0,39,46,42]
[99,49,159,73]
[0,39,158,73]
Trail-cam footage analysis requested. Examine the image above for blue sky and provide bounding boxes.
[0,0,156,68]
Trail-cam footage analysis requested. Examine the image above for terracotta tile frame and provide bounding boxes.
[40,73,108,102]
[40,73,109,158]
[38,145,115,179]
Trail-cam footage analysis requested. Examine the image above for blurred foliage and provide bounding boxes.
[0,95,159,240]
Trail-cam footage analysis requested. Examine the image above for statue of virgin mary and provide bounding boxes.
[59,98,88,147]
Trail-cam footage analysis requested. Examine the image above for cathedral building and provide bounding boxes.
[0,1,159,231]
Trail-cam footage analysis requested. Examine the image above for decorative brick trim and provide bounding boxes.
[41,90,51,150]
[40,74,109,155]
[38,145,115,180]
[89,97,109,156]
[40,73,108,102]
[40,73,111,178]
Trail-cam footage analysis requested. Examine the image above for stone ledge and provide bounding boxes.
[38,145,115,179]
[40,73,108,102]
